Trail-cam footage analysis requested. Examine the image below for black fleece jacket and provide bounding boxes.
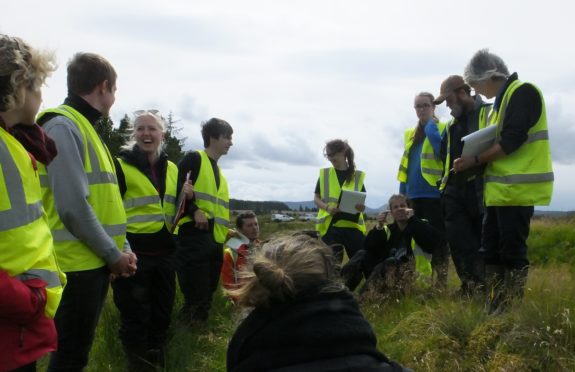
[227,290,405,372]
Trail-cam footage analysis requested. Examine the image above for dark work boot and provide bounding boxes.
[484,264,505,314]
[502,267,529,309]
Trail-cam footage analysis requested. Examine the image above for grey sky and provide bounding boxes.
[2,0,574,210]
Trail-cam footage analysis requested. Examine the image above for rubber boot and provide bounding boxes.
[484,264,505,314]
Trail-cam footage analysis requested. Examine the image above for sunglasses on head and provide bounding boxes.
[133,109,160,116]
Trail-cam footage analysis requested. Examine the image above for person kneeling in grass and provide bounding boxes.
[342,194,441,296]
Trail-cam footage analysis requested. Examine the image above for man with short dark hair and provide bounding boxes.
[175,118,233,323]
[434,75,492,297]
[221,211,260,302]
[38,52,137,371]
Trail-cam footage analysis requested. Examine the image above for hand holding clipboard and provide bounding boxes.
[171,171,193,233]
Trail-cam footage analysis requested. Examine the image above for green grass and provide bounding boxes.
[38,215,575,371]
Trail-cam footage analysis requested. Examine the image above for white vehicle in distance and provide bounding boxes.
[298,213,317,222]
[271,213,295,222]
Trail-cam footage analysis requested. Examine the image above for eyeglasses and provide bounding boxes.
[325,152,337,158]
[414,103,432,110]
[133,109,160,116]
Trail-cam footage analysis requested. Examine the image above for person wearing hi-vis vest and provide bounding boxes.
[314,139,366,265]
[111,110,190,370]
[37,53,137,372]
[454,49,554,314]
[397,92,448,290]
[434,75,492,298]
[342,194,440,295]
[0,34,66,372]
[175,118,233,324]
[221,211,261,303]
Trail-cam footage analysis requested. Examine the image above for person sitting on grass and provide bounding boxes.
[221,211,261,303]
[226,234,410,372]
[342,194,441,296]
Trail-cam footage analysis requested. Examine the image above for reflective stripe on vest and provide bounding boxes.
[118,158,177,233]
[0,134,43,230]
[439,105,491,190]
[397,122,446,187]
[484,80,554,206]
[0,127,65,318]
[315,167,366,237]
[17,269,61,288]
[175,150,230,243]
[37,105,127,272]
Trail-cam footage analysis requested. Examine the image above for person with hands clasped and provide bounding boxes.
[453,49,554,313]
[397,92,448,290]
[314,139,366,264]
[174,118,233,324]
[36,52,136,372]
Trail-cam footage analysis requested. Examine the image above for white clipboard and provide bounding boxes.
[338,190,366,214]
[461,125,497,157]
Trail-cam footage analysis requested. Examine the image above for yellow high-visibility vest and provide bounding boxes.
[0,126,65,317]
[315,167,366,237]
[484,80,553,206]
[397,122,446,187]
[176,150,229,243]
[37,105,127,272]
[117,158,177,233]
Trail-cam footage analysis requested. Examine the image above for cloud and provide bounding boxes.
[235,133,320,167]
[282,48,466,82]
[546,99,575,165]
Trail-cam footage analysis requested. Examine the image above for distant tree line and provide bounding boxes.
[230,199,289,214]
[95,112,186,163]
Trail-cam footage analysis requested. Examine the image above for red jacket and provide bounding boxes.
[222,245,249,292]
[0,271,57,371]
[222,235,259,302]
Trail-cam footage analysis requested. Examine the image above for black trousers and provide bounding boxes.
[176,229,223,318]
[48,267,110,372]
[442,182,484,286]
[321,226,365,264]
[112,253,176,352]
[410,198,449,285]
[482,205,534,270]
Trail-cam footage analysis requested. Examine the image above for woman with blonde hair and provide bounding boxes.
[112,110,190,370]
[227,234,409,372]
[0,34,65,372]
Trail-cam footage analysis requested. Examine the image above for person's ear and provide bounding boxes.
[98,80,110,94]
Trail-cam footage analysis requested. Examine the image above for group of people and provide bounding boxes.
[0,33,234,371]
[312,50,554,316]
[0,31,553,372]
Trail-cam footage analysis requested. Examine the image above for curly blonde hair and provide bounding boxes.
[0,34,56,112]
[229,234,344,309]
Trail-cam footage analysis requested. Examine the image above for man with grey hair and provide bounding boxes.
[452,49,553,313]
